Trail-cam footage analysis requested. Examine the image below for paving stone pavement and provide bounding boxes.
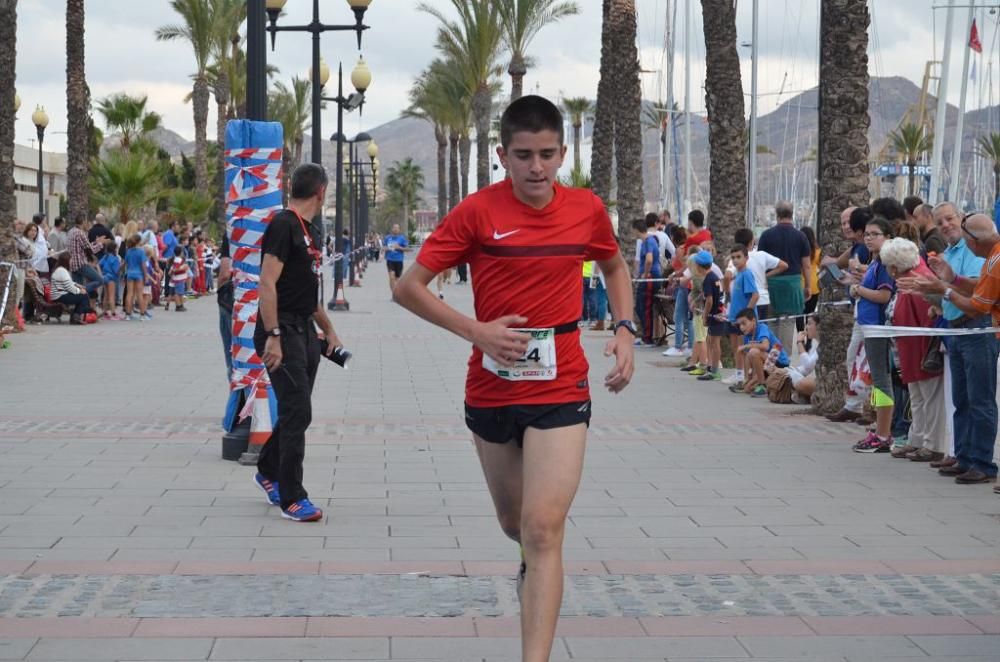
[1,265,999,661]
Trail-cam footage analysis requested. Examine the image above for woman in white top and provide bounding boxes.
[788,314,820,403]
[50,252,93,322]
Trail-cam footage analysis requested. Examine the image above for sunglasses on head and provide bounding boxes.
[961,213,980,241]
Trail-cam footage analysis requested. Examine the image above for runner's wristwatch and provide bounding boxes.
[614,320,638,336]
[266,327,281,337]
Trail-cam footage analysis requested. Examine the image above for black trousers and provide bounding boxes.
[56,292,92,315]
[254,314,321,509]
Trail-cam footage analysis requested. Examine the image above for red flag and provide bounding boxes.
[970,19,983,53]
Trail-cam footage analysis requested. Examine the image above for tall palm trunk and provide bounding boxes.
[572,121,582,172]
[459,132,471,199]
[508,51,526,101]
[66,0,90,225]
[435,124,447,221]
[907,158,916,197]
[214,70,230,230]
[701,0,747,259]
[472,84,492,191]
[814,0,871,415]
[0,0,16,328]
[449,130,461,210]
[610,0,643,242]
[591,0,615,207]
[192,73,210,196]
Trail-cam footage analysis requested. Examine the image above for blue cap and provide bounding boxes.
[694,250,713,267]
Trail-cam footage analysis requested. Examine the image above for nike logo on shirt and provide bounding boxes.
[493,229,520,240]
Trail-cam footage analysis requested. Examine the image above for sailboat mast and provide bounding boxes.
[662,0,673,212]
[929,0,956,204]
[948,0,976,203]
[747,0,760,227]
[684,0,692,218]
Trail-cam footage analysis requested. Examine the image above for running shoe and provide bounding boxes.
[281,498,323,522]
[853,432,891,453]
[124,314,135,321]
[728,382,745,393]
[679,364,699,372]
[721,373,743,385]
[253,472,280,506]
[688,367,707,376]
[141,312,153,321]
[750,384,768,397]
[662,347,686,357]
[697,370,721,381]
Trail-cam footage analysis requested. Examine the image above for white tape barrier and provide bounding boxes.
[861,323,1000,338]
[0,261,13,323]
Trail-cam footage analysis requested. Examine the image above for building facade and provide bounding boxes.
[14,143,66,221]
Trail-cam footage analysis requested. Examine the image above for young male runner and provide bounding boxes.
[393,95,635,662]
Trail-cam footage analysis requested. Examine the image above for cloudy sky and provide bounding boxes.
[13,0,999,153]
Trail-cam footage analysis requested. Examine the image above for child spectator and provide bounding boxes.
[98,237,122,320]
[123,233,149,320]
[204,239,216,293]
[725,244,759,388]
[697,250,724,382]
[170,245,189,311]
[735,307,790,397]
[680,245,709,374]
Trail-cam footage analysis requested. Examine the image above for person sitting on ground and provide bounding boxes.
[50,252,93,323]
[787,314,820,404]
[734,307,790,397]
[879,237,947,462]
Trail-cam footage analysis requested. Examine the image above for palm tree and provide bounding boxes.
[609,0,643,240]
[167,188,214,223]
[66,0,90,225]
[208,0,246,225]
[813,0,871,415]
[95,93,162,153]
[421,0,503,191]
[976,132,1000,204]
[562,97,592,172]
[385,158,425,233]
[0,0,17,328]
[405,60,454,222]
[156,0,214,197]
[700,0,746,260]
[590,0,614,206]
[268,78,312,204]
[888,123,932,196]
[90,150,166,225]
[497,0,579,101]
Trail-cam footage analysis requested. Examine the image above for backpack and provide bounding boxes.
[766,368,794,404]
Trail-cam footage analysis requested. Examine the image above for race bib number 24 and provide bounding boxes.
[482,328,557,381]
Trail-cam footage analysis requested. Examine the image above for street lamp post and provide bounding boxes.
[31,105,49,216]
[264,0,373,309]
[323,61,371,310]
[342,137,377,288]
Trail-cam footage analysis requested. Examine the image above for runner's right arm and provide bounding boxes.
[394,262,529,367]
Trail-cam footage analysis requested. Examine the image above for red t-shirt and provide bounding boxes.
[416,180,620,407]
[682,228,713,256]
[891,261,940,384]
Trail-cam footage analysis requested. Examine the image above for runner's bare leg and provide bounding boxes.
[473,435,523,543]
[519,423,587,662]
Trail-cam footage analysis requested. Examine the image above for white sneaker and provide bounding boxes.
[662,347,685,357]
[721,373,741,385]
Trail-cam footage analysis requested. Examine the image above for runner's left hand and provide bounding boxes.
[603,330,635,393]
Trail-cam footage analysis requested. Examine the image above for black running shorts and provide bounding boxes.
[464,400,592,446]
[387,260,403,278]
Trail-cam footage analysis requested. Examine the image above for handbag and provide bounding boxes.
[921,337,944,373]
[766,368,794,404]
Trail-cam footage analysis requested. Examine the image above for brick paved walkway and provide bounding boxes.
[0,265,998,661]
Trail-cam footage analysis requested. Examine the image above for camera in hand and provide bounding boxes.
[320,340,352,368]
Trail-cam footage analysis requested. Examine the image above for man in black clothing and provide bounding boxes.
[757,201,811,352]
[254,163,341,522]
[87,213,113,258]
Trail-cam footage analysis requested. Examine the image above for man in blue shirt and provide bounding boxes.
[633,218,662,346]
[727,244,759,387]
[735,307,789,397]
[383,223,409,292]
[908,202,989,478]
[160,220,180,299]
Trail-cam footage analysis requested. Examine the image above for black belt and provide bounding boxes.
[553,322,579,335]
[949,314,987,329]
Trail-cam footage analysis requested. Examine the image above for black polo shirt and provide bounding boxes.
[261,210,321,317]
